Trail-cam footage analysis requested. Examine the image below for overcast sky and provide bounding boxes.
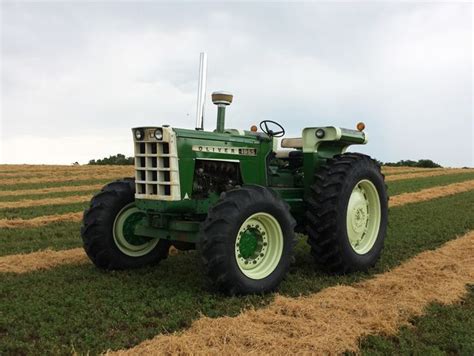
[1,1,472,166]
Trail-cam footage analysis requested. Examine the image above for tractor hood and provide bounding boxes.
[131,125,274,204]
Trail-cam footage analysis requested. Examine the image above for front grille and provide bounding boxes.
[133,127,181,201]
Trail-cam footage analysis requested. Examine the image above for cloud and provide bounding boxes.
[1,2,472,166]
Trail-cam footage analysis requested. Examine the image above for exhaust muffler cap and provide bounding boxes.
[212,91,233,106]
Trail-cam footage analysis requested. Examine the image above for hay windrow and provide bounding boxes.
[0,167,134,177]
[382,167,444,175]
[0,248,87,273]
[0,194,91,209]
[0,246,178,273]
[111,230,474,355]
[0,172,134,186]
[0,164,134,173]
[389,180,474,207]
[381,167,470,174]
[385,168,474,182]
[0,184,104,197]
[381,166,432,172]
[0,212,83,228]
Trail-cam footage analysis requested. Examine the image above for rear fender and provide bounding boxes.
[302,126,368,194]
[302,126,367,157]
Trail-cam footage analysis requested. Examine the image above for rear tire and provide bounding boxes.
[199,185,296,295]
[81,178,170,269]
[305,153,388,273]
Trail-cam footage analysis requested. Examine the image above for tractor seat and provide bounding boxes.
[275,150,302,159]
[274,150,303,168]
[281,137,303,149]
[275,151,291,159]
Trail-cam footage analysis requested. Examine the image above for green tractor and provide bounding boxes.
[81,53,388,295]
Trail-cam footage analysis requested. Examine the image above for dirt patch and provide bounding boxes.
[0,195,91,209]
[386,168,474,182]
[111,230,474,355]
[0,184,104,197]
[0,248,88,273]
[168,246,179,256]
[0,212,83,228]
[390,180,474,207]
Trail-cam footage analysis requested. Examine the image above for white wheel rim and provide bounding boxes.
[234,212,284,280]
[346,179,381,255]
[113,203,159,257]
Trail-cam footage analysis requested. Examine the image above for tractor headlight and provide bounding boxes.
[315,128,325,139]
[154,129,163,140]
[134,129,144,140]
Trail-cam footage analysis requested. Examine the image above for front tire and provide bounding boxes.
[81,178,170,269]
[306,153,388,273]
[199,185,296,295]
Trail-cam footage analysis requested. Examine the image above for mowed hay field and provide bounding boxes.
[1,164,474,355]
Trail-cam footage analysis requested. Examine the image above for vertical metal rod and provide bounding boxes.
[195,52,207,130]
[216,105,226,133]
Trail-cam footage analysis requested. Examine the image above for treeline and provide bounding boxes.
[378,159,442,168]
[87,153,442,169]
[88,154,134,165]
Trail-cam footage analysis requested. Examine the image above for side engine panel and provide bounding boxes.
[192,159,242,198]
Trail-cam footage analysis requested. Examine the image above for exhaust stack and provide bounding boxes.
[212,91,233,133]
[195,52,207,130]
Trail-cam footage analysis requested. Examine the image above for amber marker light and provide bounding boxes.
[357,122,366,131]
[250,125,258,132]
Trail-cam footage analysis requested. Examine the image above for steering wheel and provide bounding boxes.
[259,120,285,138]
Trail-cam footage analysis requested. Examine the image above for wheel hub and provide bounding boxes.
[346,180,381,255]
[236,223,268,266]
[122,212,150,246]
[238,226,261,259]
[351,205,368,233]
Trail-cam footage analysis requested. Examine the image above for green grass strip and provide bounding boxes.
[0,222,83,257]
[360,285,474,355]
[0,191,473,354]
[387,171,474,196]
[0,202,88,219]
[0,189,99,202]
